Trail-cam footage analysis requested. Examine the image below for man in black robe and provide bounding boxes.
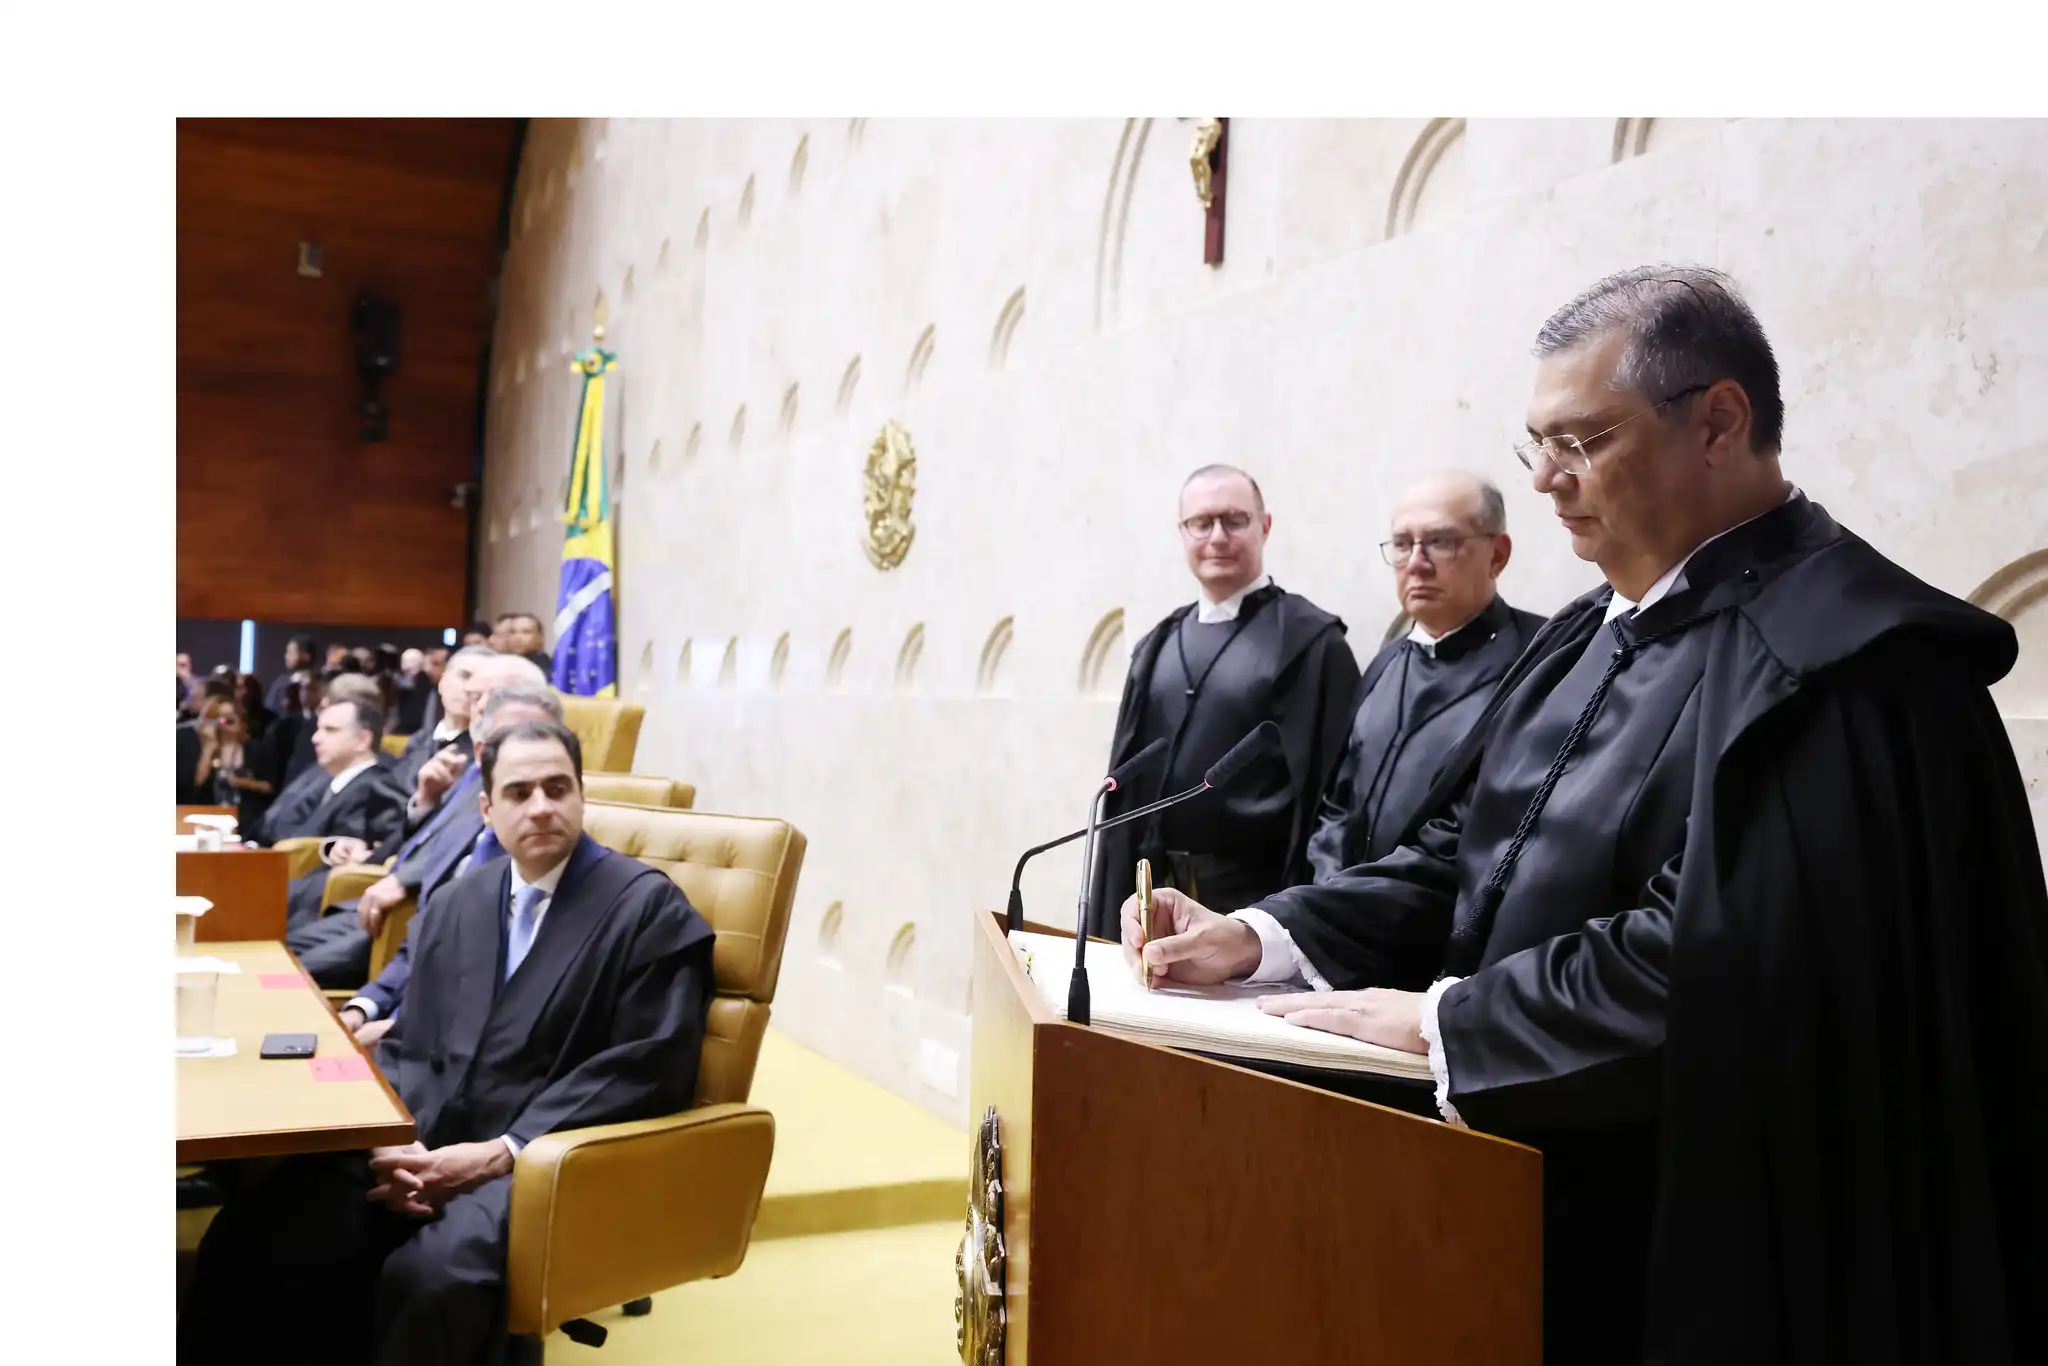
[258,697,406,849]
[1088,464,1360,936]
[180,717,716,1365]
[1123,266,2048,1365]
[1307,471,1545,878]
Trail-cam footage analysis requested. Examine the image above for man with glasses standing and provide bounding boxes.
[1306,472,1544,880]
[1124,267,2047,1365]
[1087,464,1361,939]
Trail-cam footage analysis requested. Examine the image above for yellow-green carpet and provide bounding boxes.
[180,1029,971,1362]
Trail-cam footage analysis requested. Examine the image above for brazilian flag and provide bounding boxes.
[552,341,618,697]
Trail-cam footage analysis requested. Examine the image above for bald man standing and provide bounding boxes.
[1307,473,1545,878]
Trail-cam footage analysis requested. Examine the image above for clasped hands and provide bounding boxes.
[366,1140,512,1218]
[1119,887,1426,1055]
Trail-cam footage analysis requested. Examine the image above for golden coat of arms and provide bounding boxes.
[954,1105,1007,1366]
[862,419,917,570]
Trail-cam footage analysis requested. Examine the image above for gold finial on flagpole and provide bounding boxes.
[592,290,609,344]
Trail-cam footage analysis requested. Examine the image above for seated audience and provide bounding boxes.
[266,634,318,713]
[174,677,238,805]
[461,619,493,648]
[287,675,561,990]
[180,718,716,1366]
[190,696,284,833]
[495,611,554,678]
[395,647,434,735]
[254,697,405,848]
[278,650,535,933]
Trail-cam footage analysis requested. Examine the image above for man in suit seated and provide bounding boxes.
[257,697,406,850]
[495,611,554,678]
[389,644,495,792]
[279,650,535,941]
[288,681,563,990]
[180,718,716,1366]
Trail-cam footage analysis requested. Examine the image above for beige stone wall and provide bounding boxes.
[479,118,2048,1123]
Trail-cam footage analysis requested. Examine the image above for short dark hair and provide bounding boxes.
[480,718,584,796]
[1181,463,1266,513]
[1532,264,1784,456]
[321,696,384,739]
[288,634,318,656]
[467,619,494,638]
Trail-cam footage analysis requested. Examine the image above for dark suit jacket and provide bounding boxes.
[378,834,715,1149]
[390,725,466,798]
[262,763,407,847]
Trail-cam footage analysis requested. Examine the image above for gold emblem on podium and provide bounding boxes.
[861,419,918,570]
[954,1105,1007,1365]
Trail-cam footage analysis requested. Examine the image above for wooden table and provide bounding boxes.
[176,942,414,1162]
[175,805,238,834]
[177,849,289,941]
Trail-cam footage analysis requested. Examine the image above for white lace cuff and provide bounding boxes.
[1419,976,1466,1128]
[1229,908,1332,990]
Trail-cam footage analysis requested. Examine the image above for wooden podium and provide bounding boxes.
[964,910,1542,1365]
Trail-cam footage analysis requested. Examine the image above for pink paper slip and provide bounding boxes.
[258,974,304,990]
[310,1056,376,1083]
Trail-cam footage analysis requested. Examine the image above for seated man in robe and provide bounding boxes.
[1307,472,1544,878]
[255,697,406,850]
[286,681,561,990]
[180,718,716,1366]
[1124,266,2048,1365]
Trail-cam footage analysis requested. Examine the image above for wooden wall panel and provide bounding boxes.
[178,118,517,627]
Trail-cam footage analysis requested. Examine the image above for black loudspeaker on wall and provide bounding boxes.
[353,293,402,443]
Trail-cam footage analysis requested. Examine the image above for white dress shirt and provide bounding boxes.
[1232,487,1802,1124]
[328,758,379,795]
[1194,573,1273,624]
[497,853,570,1160]
[1405,608,1487,659]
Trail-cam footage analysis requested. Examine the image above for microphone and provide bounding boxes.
[1061,722,1284,1026]
[1005,739,1165,933]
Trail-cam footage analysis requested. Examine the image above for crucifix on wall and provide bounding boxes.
[1190,117,1229,266]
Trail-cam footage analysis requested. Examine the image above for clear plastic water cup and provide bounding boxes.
[176,970,220,1055]
[176,912,199,951]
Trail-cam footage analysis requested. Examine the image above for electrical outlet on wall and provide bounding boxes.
[918,1038,960,1098]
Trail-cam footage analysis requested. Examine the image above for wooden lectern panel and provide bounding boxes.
[178,849,290,942]
[969,911,1541,1366]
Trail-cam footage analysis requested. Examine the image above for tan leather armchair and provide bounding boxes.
[505,802,804,1344]
[319,860,410,982]
[269,837,330,880]
[580,773,696,809]
[555,695,645,773]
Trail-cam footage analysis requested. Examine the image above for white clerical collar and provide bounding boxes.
[434,717,466,743]
[1406,606,1489,659]
[1605,486,1801,623]
[1196,573,1272,624]
[328,757,378,795]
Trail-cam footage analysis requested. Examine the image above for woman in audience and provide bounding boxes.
[235,672,276,743]
[192,697,281,831]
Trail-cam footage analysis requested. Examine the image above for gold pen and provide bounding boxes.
[1134,858,1154,989]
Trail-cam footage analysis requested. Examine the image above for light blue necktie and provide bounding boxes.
[505,883,545,980]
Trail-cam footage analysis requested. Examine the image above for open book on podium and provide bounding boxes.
[962,910,1540,1366]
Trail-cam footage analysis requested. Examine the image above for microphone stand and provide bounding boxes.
[1007,780,1211,932]
[1067,780,1118,1027]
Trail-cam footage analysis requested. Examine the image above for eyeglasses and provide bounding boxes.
[1514,383,1710,475]
[1379,534,1489,566]
[1181,510,1256,538]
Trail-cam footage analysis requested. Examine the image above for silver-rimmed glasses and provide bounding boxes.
[1514,383,1710,474]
